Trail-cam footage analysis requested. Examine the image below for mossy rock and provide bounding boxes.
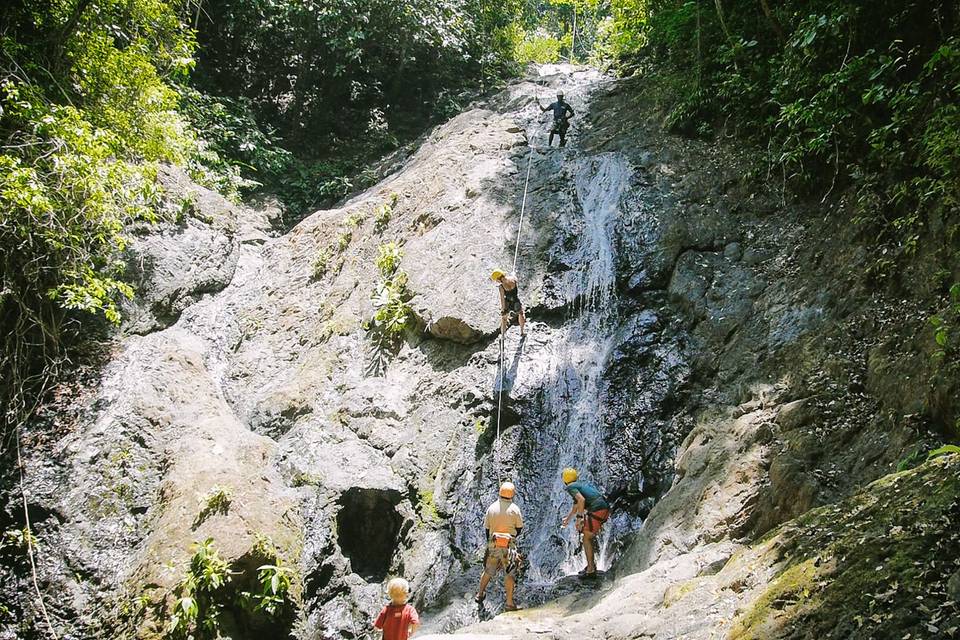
[730,454,960,639]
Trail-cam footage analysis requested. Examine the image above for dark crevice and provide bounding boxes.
[336,488,403,582]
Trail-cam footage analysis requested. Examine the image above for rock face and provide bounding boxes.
[4,66,958,640]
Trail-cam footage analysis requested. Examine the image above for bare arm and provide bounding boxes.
[562,492,586,527]
[498,287,506,313]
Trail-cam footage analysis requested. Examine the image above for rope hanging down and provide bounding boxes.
[494,139,536,482]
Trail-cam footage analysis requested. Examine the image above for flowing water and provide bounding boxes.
[509,152,635,582]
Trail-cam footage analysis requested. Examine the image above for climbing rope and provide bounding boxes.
[15,425,59,639]
[493,109,538,483]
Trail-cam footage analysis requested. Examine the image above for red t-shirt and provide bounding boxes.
[374,603,419,640]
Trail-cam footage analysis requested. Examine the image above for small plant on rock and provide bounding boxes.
[336,230,352,252]
[375,241,403,277]
[343,209,365,229]
[374,193,399,232]
[313,246,334,279]
[240,534,297,620]
[193,486,232,528]
[371,241,412,336]
[167,538,231,639]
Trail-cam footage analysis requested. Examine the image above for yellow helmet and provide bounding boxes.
[499,481,516,499]
[562,468,578,484]
[490,269,506,282]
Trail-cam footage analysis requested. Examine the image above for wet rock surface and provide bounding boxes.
[3,66,958,640]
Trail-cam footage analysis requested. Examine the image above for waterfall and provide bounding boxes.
[509,152,634,583]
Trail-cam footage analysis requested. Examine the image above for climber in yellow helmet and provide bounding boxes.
[475,481,524,611]
[561,468,610,578]
[491,269,526,338]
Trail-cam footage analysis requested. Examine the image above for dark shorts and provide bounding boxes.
[551,119,569,135]
[503,298,523,314]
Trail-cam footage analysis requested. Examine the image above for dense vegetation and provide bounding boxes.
[0,0,196,438]
[604,1,960,286]
[0,0,522,441]
[186,0,523,214]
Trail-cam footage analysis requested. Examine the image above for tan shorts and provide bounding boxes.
[483,543,518,579]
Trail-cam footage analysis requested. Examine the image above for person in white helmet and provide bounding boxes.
[475,481,524,611]
[538,91,575,147]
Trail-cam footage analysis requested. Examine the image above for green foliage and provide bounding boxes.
[336,231,353,253]
[931,284,960,359]
[374,194,399,232]
[167,538,231,638]
[371,242,412,335]
[239,534,296,619]
[190,0,523,184]
[343,210,366,229]
[166,535,296,637]
[375,242,404,278]
[193,486,232,528]
[604,0,960,275]
[372,274,413,335]
[1,527,39,552]
[0,0,196,434]
[511,26,567,64]
[312,247,335,280]
[928,444,960,460]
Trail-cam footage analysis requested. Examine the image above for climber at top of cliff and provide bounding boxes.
[491,269,527,338]
[538,91,575,148]
[475,481,524,611]
[561,468,610,578]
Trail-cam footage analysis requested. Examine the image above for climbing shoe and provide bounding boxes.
[504,604,519,612]
[475,592,485,604]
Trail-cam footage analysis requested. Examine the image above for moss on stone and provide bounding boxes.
[729,454,960,639]
[728,558,820,639]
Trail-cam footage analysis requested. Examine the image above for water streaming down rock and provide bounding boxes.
[502,152,636,582]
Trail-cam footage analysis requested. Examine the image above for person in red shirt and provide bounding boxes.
[374,577,420,640]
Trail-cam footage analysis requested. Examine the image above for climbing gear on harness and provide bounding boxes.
[491,269,506,282]
[562,467,578,484]
[584,509,610,534]
[499,481,516,499]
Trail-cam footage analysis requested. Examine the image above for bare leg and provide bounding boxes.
[518,310,526,336]
[477,571,491,599]
[505,574,516,608]
[583,530,596,573]
[501,314,509,336]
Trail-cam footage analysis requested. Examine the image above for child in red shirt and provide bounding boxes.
[374,577,419,640]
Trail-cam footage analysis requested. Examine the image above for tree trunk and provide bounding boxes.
[55,0,93,49]
[696,0,702,89]
[758,0,787,43]
[713,0,736,49]
[571,4,577,63]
